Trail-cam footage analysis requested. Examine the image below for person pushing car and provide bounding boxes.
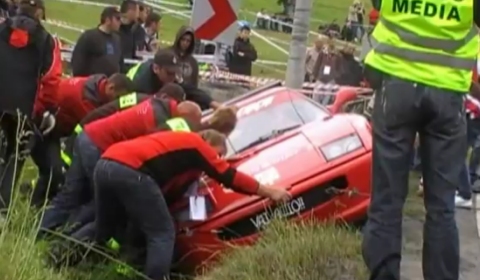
[94,129,291,280]
[126,48,222,110]
[39,84,197,235]
[30,73,134,206]
[59,83,187,171]
[362,0,480,279]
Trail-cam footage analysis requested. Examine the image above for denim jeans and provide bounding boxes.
[94,159,175,280]
[362,76,464,280]
[39,132,100,235]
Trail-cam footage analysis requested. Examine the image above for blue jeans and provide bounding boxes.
[458,118,480,199]
[363,76,464,280]
[39,132,100,235]
[94,159,175,280]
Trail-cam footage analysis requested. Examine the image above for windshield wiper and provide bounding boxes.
[236,124,302,153]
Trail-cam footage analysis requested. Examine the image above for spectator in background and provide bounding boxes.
[133,2,147,51]
[311,39,341,83]
[354,0,365,40]
[336,43,362,86]
[347,0,362,42]
[138,12,161,52]
[229,24,257,76]
[118,0,140,66]
[167,26,199,87]
[304,36,324,82]
[359,8,378,62]
[341,20,355,42]
[255,8,267,29]
[71,7,122,77]
[137,2,147,24]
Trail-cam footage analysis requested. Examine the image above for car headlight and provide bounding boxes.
[320,134,363,161]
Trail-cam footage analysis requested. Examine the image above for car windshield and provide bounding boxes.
[226,98,329,156]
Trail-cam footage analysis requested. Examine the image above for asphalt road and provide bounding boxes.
[400,197,480,280]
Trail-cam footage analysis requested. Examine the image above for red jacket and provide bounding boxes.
[102,131,259,202]
[33,36,62,118]
[55,75,110,136]
[465,67,480,119]
[85,98,178,151]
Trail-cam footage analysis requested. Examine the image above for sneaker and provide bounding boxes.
[472,180,480,193]
[417,177,424,197]
[455,195,473,209]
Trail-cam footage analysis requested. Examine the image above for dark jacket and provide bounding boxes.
[312,52,343,84]
[0,14,61,119]
[336,52,363,86]
[229,37,257,76]
[118,21,140,60]
[130,60,213,110]
[167,26,199,87]
[71,28,123,77]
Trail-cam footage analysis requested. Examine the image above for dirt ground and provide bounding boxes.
[401,173,480,280]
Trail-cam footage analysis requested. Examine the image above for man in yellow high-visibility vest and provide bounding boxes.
[362,1,479,279]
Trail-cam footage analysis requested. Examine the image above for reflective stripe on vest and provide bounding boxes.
[60,150,72,166]
[74,124,83,134]
[119,93,138,108]
[365,0,479,92]
[373,18,477,70]
[126,62,141,80]
[166,118,191,132]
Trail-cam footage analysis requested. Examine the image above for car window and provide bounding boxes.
[226,98,329,156]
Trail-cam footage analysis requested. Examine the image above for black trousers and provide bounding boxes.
[30,133,63,207]
[94,159,175,280]
[362,74,465,280]
[0,113,33,210]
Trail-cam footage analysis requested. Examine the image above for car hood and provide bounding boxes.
[208,115,364,211]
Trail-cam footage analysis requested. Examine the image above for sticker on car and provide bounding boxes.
[237,96,275,118]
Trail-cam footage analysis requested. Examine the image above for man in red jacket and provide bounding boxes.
[30,73,134,206]
[94,129,291,280]
[0,0,62,210]
[39,84,200,235]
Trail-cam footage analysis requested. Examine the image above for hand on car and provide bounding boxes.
[257,185,292,203]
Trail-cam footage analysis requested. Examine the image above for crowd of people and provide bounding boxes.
[2,0,480,280]
[0,0,291,279]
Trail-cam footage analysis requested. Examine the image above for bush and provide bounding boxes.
[201,220,368,280]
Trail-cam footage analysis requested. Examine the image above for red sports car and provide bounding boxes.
[171,82,372,273]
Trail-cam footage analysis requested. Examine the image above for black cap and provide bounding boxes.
[20,0,44,8]
[153,49,179,71]
[19,0,45,19]
[100,6,121,23]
